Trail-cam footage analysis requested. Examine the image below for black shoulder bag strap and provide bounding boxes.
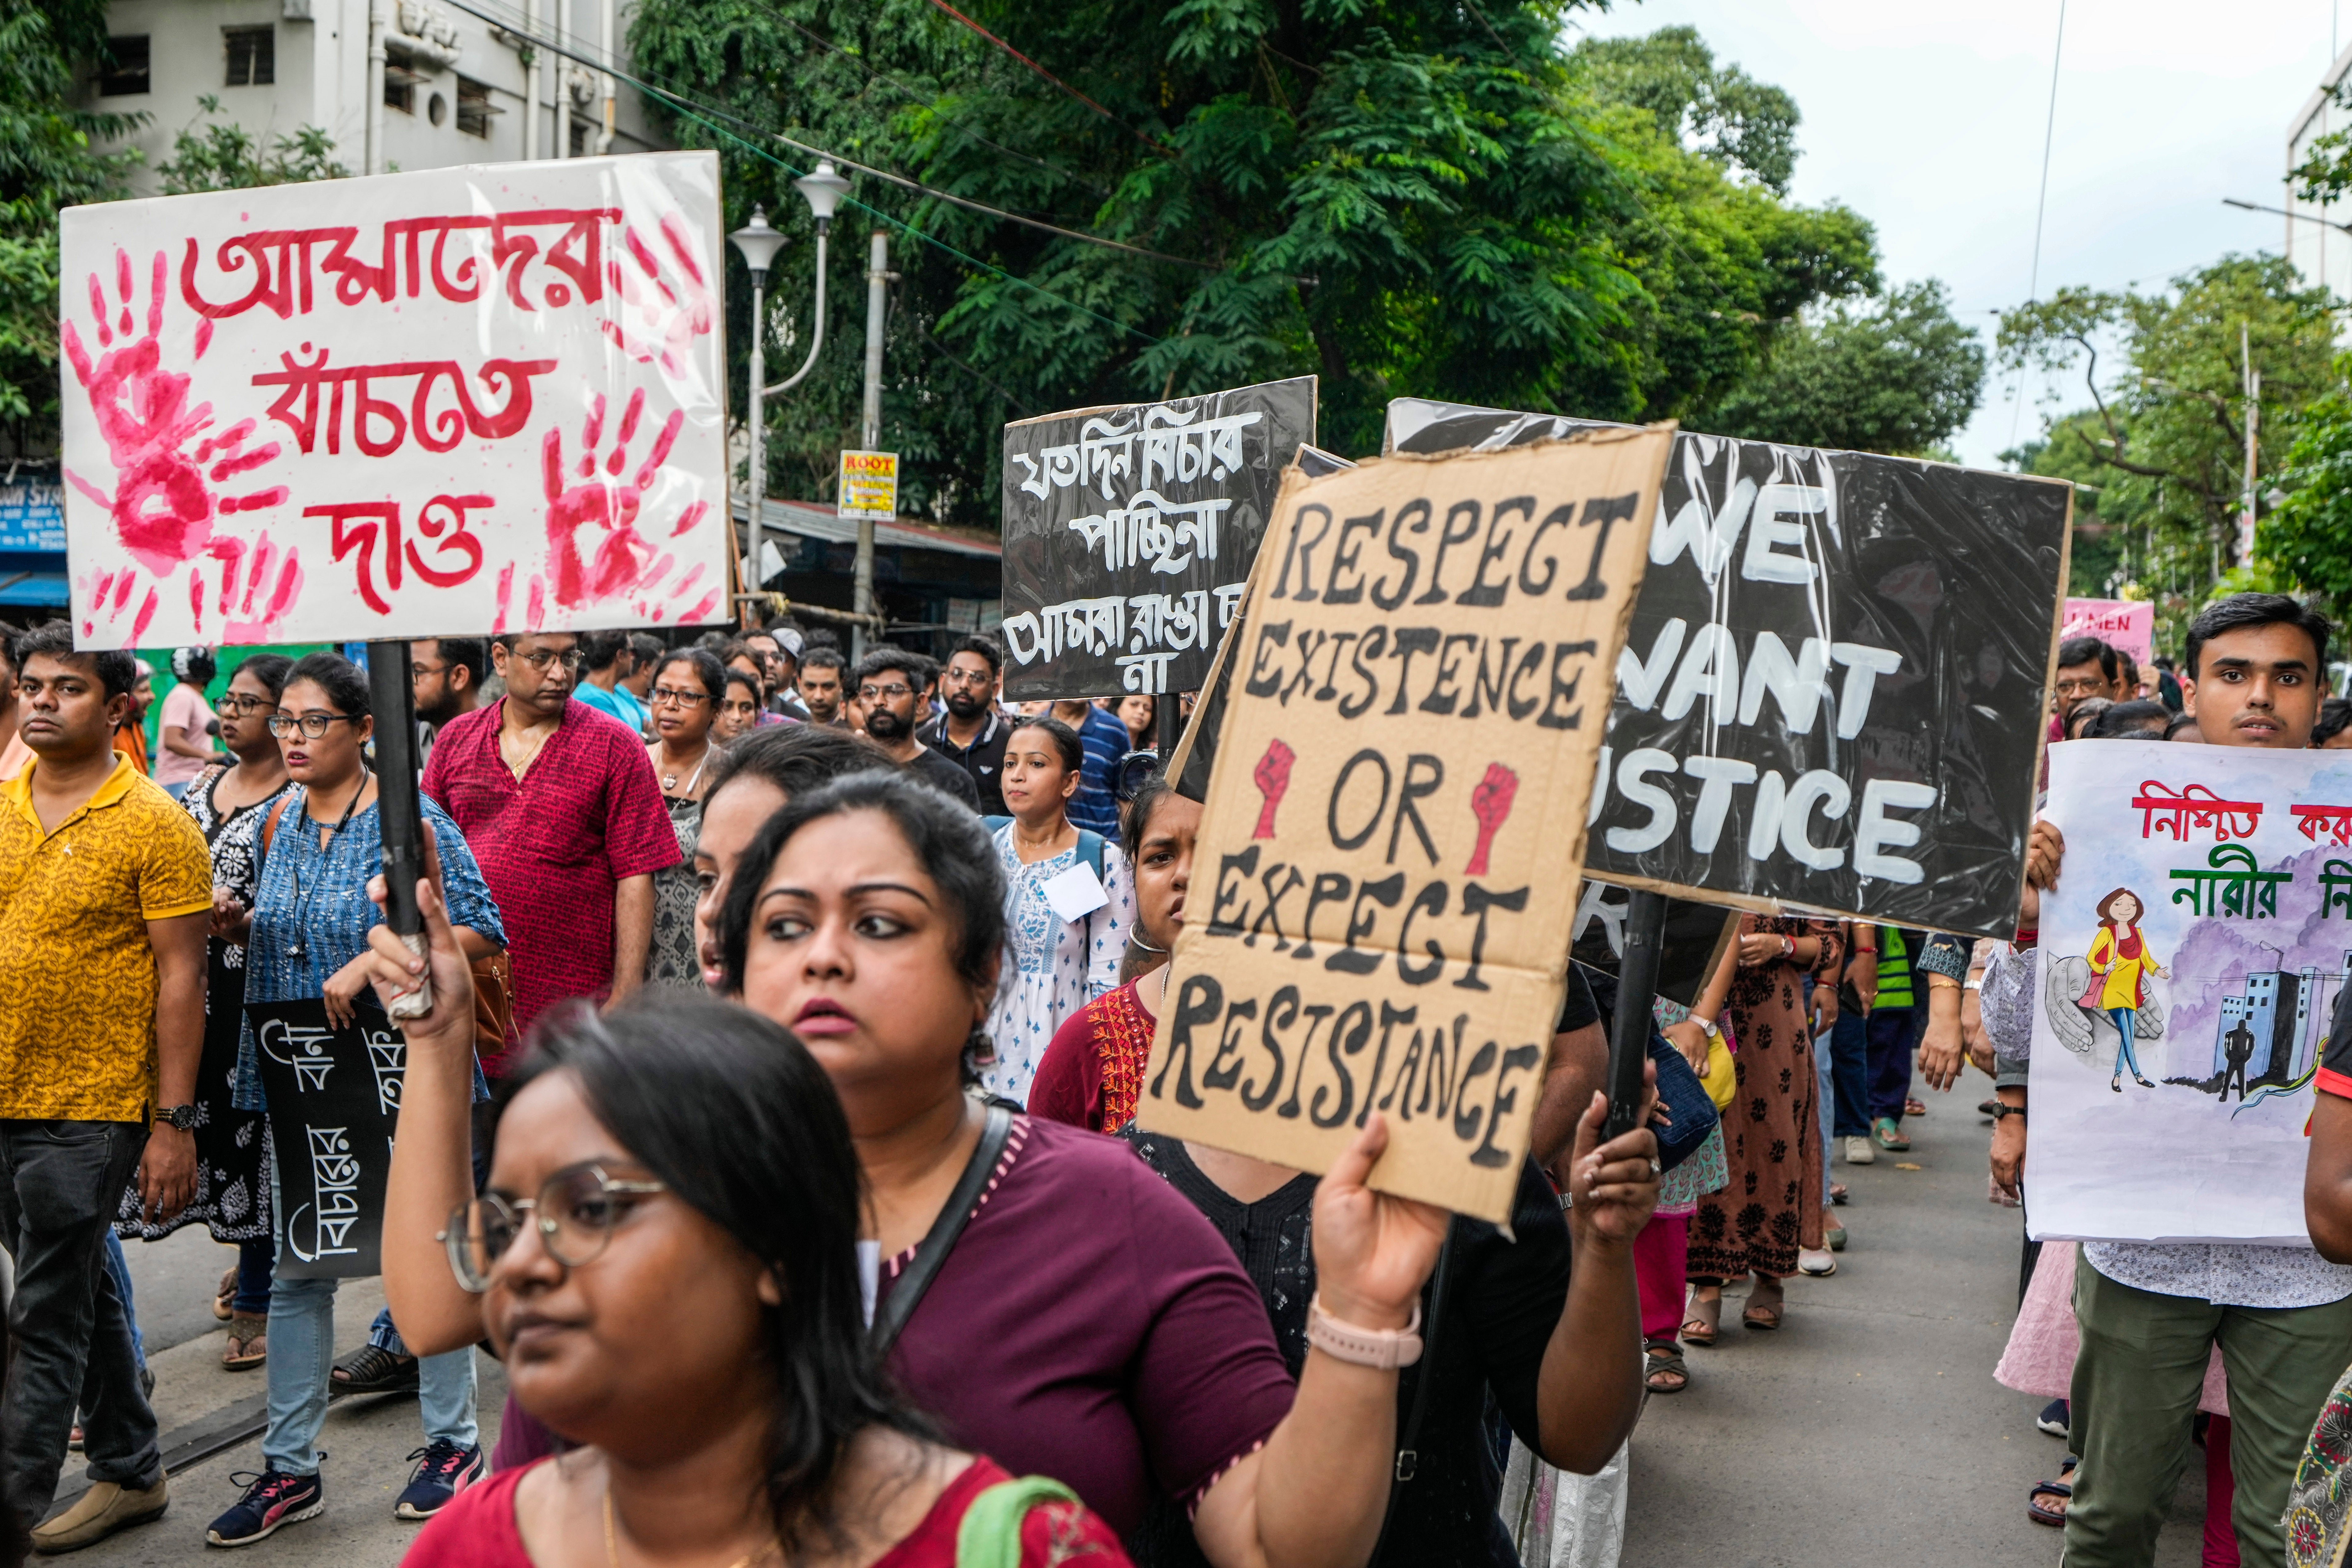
[869,1104,1014,1357]
[1367,1223,1460,1568]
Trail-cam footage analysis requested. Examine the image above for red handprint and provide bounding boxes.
[602,214,715,379]
[1465,762,1520,876]
[61,248,285,579]
[542,387,708,609]
[1251,739,1295,841]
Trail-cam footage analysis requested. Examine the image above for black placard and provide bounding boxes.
[1570,881,1740,1009]
[1387,399,2070,941]
[247,998,403,1279]
[999,376,1316,699]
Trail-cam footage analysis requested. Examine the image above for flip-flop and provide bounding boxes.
[2028,1460,2079,1527]
[1905,1097,1928,1117]
[214,1267,237,1323]
[1644,1340,1689,1394]
[1683,1292,1722,1347]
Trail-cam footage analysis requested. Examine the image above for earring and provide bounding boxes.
[964,1027,997,1070]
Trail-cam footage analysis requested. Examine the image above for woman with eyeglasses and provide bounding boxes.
[202,652,510,1546]
[979,715,1130,1105]
[361,769,1448,1568]
[641,648,727,994]
[713,669,764,746]
[115,654,296,1371]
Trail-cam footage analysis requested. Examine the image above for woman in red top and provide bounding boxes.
[1030,774,1197,1133]
[398,991,1130,1568]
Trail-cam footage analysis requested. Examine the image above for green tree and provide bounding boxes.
[2260,354,2352,615]
[1998,255,2338,624]
[156,97,348,193]
[626,3,1910,525]
[0,0,143,448]
[1570,24,1800,195]
[1699,280,1984,454]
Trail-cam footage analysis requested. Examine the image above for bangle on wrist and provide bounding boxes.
[1307,1295,1424,1369]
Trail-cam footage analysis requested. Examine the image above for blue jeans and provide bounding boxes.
[263,1277,477,1474]
[2109,1007,2145,1081]
[101,1232,146,1373]
[234,1235,273,1316]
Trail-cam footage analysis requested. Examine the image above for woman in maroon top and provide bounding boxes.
[364,772,1449,1568]
[395,992,1130,1568]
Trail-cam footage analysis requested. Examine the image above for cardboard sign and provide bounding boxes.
[60,152,728,649]
[1135,425,1671,1222]
[838,449,898,519]
[246,998,405,1278]
[2062,597,2155,669]
[1386,399,2072,942]
[998,376,1316,700]
[2025,740,2352,1245]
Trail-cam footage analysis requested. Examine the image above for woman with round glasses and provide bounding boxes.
[641,648,727,993]
[203,652,510,1546]
[117,654,296,1370]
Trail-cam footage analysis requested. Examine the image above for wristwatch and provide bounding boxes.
[157,1104,199,1130]
[1988,1103,2027,1124]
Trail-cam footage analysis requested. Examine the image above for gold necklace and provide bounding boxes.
[602,1490,778,1568]
[501,720,555,783]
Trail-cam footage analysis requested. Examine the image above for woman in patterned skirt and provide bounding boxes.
[640,649,724,992]
[116,653,295,1369]
[1683,915,1844,1337]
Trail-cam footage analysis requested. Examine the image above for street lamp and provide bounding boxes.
[730,157,852,626]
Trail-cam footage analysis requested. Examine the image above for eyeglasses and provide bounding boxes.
[858,683,912,702]
[650,686,710,707]
[218,693,274,715]
[441,1163,667,1294]
[941,668,993,687]
[513,648,585,672]
[410,662,449,681]
[267,712,364,739]
[2054,677,2109,698]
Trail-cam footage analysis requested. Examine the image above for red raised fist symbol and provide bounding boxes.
[1465,762,1519,876]
[61,247,284,577]
[1251,739,1295,841]
[542,387,705,609]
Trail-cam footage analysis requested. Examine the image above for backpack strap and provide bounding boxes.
[983,814,1011,837]
[1075,829,1105,883]
[869,1105,1013,1357]
[252,794,295,891]
[955,1476,1081,1568]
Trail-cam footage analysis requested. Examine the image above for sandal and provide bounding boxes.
[1830,1182,1849,1206]
[332,1343,419,1394]
[223,1311,268,1370]
[1905,1097,1928,1117]
[2028,1459,2078,1527]
[1743,1282,1785,1330]
[1643,1339,1689,1394]
[1682,1290,1722,1348]
[214,1266,237,1322]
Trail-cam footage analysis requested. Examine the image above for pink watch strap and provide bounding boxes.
[1306,1296,1425,1369]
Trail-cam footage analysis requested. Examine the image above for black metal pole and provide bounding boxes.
[1605,889,1669,1139]
[1156,686,1178,758]
[367,639,433,1018]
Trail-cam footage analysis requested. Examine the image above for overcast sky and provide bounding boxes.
[1576,0,2346,468]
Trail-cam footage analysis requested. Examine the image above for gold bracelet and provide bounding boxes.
[1927,974,1962,991]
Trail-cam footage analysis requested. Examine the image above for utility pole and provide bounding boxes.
[2240,320,2260,567]
[852,230,890,659]
[365,0,386,175]
[522,0,539,159]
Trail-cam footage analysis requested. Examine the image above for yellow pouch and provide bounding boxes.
[1699,1034,1738,1111]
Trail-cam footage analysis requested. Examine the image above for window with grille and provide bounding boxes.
[385,74,416,113]
[99,35,149,96]
[456,77,492,137]
[224,26,273,86]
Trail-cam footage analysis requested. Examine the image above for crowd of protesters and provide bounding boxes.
[11,591,2352,1568]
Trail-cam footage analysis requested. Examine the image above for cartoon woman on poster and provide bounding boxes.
[2082,888,2169,1092]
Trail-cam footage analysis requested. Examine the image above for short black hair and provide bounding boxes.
[627,633,665,671]
[498,997,934,1552]
[948,636,1002,678]
[702,722,892,806]
[2184,593,2334,682]
[15,621,138,700]
[851,646,926,689]
[2317,697,2352,747]
[2056,636,2119,683]
[285,651,372,718]
[651,647,727,706]
[2063,698,2112,740]
[1007,713,1084,776]
[2088,699,2172,739]
[424,638,487,688]
[800,648,845,675]
[230,653,296,702]
[719,770,1003,1001]
[577,629,629,673]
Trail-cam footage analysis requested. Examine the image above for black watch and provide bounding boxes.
[1988,1102,2027,1124]
[157,1104,199,1130]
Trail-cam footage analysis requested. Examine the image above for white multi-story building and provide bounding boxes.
[87,0,667,191]
[2287,40,2352,303]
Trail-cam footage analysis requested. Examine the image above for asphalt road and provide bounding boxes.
[1623,1066,2209,1568]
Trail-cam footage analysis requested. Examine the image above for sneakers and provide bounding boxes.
[1797,1247,1838,1277]
[206,1469,324,1547]
[1844,1135,1875,1165]
[2037,1398,2071,1438]
[31,1477,169,1554]
[331,1344,419,1395]
[395,1441,483,1521]
[1871,1117,1911,1152]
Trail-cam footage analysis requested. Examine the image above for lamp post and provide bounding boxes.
[728,157,852,627]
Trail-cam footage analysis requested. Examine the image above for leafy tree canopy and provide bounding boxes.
[1699,279,1984,454]
[1569,23,1800,195]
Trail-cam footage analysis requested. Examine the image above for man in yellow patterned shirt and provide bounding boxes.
[0,623,210,1552]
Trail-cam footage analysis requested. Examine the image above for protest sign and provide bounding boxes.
[246,998,405,1278]
[1569,881,1739,1010]
[2063,597,2155,668]
[1136,424,1671,1222]
[1386,398,2072,941]
[2024,739,2352,1244]
[59,152,728,650]
[998,376,1315,699]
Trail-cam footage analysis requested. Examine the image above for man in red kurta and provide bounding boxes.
[421,631,678,1069]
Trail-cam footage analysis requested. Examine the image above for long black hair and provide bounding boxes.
[652,648,728,710]
[232,653,296,702]
[1006,713,1083,777]
[283,651,371,718]
[718,769,1004,1001]
[497,996,934,1552]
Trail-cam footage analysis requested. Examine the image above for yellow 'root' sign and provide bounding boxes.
[1136,424,1672,1222]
